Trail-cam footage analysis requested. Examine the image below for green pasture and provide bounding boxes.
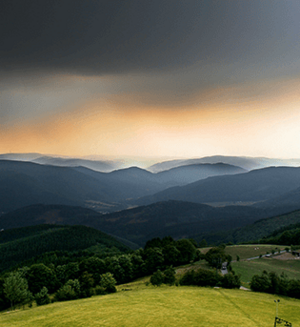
[225,245,287,260]
[1,283,300,327]
[200,244,287,260]
[232,257,300,287]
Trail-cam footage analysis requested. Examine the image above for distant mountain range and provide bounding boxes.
[0,160,245,213]
[0,153,42,161]
[2,153,300,173]
[1,154,300,247]
[0,153,123,172]
[0,160,120,213]
[136,167,300,211]
[154,162,246,186]
[148,155,300,172]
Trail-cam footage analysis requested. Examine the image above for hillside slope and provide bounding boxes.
[0,286,299,327]
[0,224,129,272]
[0,202,267,247]
[255,186,300,216]
[136,167,300,208]
[0,204,102,230]
[194,210,300,245]
[93,201,267,245]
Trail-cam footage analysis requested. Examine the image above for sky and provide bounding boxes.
[1,0,300,161]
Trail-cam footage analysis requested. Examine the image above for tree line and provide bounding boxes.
[250,270,300,299]
[0,236,198,310]
[150,244,240,289]
[0,224,129,272]
[259,227,300,247]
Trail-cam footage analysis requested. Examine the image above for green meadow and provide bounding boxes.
[1,283,300,327]
[232,257,300,287]
[200,244,287,260]
[224,244,287,260]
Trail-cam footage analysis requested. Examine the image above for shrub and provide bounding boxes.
[65,279,80,295]
[99,272,116,293]
[287,280,300,299]
[54,279,82,302]
[55,285,77,301]
[180,269,219,287]
[221,273,241,289]
[250,271,271,293]
[163,266,176,285]
[35,287,50,306]
[193,269,219,287]
[150,270,164,286]
[180,270,195,286]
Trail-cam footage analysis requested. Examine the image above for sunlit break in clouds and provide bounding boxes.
[1,0,300,160]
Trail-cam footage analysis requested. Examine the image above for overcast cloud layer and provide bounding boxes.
[1,1,300,159]
[1,1,300,76]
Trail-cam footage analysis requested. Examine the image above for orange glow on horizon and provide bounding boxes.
[1,77,300,159]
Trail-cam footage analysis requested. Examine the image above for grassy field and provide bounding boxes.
[224,244,287,260]
[232,257,300,287]
[200,244,287,260]
[1,281,300,327]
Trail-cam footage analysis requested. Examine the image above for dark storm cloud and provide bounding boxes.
[1,0,300,76]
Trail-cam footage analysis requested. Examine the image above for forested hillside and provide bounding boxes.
[193,210,300,245]
[0,204,102,230]
[0,202,267,246]
[80,200,267,245]
[0,225,129,272]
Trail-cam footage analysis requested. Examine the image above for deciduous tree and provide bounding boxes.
[4,272,32,309]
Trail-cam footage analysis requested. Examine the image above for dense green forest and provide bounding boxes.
[260,224,300,246]
[250,270,300,299]
[0,225,129,272]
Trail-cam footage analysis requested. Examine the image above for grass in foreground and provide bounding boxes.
[1,283,300,327]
